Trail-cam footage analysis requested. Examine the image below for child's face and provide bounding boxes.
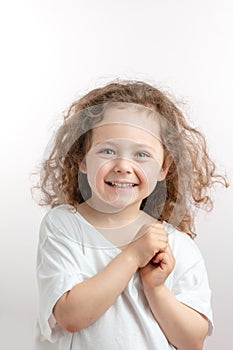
[80,106,167,213]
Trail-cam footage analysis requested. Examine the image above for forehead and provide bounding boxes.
[92,105,161,144]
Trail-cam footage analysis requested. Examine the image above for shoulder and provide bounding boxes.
[165,222,202,257]
[40,204,75,229]
[39,204,84,243]
[164,222,204,274]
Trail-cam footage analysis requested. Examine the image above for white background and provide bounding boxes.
[0,1,232,349]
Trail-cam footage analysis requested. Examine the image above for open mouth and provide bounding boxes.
[105,181,138,188]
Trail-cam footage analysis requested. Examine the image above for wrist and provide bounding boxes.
[143,283,167,296]
[121,248,139,273]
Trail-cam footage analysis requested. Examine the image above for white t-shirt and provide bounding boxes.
[35,205,213,350]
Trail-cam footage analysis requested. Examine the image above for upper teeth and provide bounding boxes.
[108,181,135,188]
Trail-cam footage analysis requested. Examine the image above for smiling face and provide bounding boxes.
[79,106,168,214]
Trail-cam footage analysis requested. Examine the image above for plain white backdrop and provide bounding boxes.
[0,1,232,349]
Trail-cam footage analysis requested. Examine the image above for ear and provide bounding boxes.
[158,155,172,181]
[79,158,87,174]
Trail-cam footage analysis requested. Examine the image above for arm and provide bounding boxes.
[54,250,137,332]
[140,246,209,350]
[54,222,168,332]
[144,285,208,350]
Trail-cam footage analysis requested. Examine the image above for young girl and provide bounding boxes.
[34,80,227,350]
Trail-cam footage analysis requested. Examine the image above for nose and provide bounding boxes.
[113,158,133,174]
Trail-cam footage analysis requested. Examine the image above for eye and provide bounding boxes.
[134,151,150,158]
[99,148,116,155]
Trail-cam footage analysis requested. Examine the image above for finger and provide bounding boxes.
[148,225,167,236]
[150,225,168,236]
[153,246,175,268]
[164,245,176,265]
[152,252,166,264]
[151,222,165,231]
[152,242,169,257]
[163,244,174,258]
[135,227,168,242]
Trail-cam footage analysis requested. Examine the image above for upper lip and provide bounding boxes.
[105,180,139,185]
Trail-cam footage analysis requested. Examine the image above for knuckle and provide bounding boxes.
[145,230,154,241]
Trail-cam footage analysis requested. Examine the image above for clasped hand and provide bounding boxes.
[125,222,175,289]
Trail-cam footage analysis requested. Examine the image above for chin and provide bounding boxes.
[100,199,134,213]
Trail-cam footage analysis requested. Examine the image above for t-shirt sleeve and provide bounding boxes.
[36,211,85,343]
[172,259,213,335]
[170,230,214,336]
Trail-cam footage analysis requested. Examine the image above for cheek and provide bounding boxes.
[95,164,110,183]
[138,161,162,193]
[86,158,111,188]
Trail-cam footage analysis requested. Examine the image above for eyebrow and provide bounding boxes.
[136,143,161,150]
[94,140,162,150]
[94,141,118,147]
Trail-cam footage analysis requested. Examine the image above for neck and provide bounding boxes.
[77,199,142,229]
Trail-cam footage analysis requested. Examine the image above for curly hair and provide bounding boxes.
[33,80,228,238]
